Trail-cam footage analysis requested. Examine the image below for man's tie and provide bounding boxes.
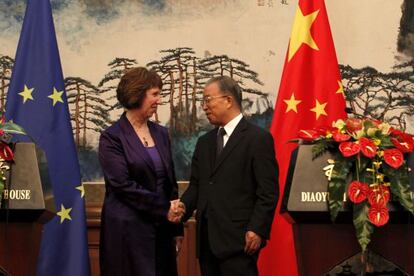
[216,127,226,159]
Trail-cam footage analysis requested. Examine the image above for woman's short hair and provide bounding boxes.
[116,67,163,109]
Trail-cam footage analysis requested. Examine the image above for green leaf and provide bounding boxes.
[328,179,346,221]
[312,141,328,160]
[353,201,374,251]
[379,136,393,148]
[328,157,353,221]
[384,163,414,214]
[0,121,27,135]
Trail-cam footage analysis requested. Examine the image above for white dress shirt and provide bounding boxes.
[221,113,243,147]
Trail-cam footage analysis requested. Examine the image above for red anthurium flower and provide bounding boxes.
[0,129,4,136]
[367,185,390,207]
[383,148,404,169]
[298,130,320,141]
[313,126,331,136]
[346,118,363,133]
[359,137,378,158]
[400,133,413,145]
[390,128,404,136]
[391,133,414,153]
[368,205,389,227]
[339,142,360,157]
[0,143,13,161]
[348,181,369,203]
[332,131,351,142]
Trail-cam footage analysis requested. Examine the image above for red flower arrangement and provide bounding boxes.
[0,115,27,202]
[298,118,414,251]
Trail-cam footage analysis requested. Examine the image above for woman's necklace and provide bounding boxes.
[142,136,149,147]
[127,113,151,147]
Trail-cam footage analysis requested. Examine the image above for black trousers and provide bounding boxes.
[198,220,259,276]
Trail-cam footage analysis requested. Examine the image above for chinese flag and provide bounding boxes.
[258,0,346,275]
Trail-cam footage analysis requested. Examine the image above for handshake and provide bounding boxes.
[167,199,186,223]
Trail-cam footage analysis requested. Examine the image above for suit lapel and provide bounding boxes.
[119,113,155,172]
[211,118,248,175]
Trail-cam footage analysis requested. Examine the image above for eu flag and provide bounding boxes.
[5,0,91,275]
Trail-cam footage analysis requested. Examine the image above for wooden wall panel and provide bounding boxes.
[0,223,42,276]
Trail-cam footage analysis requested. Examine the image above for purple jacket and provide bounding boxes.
[99,113,182,276]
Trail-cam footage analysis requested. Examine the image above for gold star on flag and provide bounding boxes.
[284,93,302,113]
[48,87,64,106]
[57,204,72,223]
[336,80,344,95]
[76,184,85,198]
[310,99,328,120]
[288,6,320,61]
[18,85,34,103]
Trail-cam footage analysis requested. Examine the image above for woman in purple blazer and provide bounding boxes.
[98,67,183,276]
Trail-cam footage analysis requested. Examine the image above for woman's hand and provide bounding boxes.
[167,200,186,223]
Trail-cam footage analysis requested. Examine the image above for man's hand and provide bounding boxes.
[244,231,262,255]
[167,199,186,223]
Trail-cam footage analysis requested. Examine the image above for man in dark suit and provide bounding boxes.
[175,76,279,276]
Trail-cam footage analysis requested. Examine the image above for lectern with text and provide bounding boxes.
[0,143,55,276]
[282,145,414,275]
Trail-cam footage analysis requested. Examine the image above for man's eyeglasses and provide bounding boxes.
[201,95,228,106]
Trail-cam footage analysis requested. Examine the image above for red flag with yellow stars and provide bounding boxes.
[258,0,346,275]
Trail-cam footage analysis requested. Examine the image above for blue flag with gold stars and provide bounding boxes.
[5,0,91,275]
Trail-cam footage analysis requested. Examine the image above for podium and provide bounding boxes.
[0,143,55,276]
[282,145,414,275]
